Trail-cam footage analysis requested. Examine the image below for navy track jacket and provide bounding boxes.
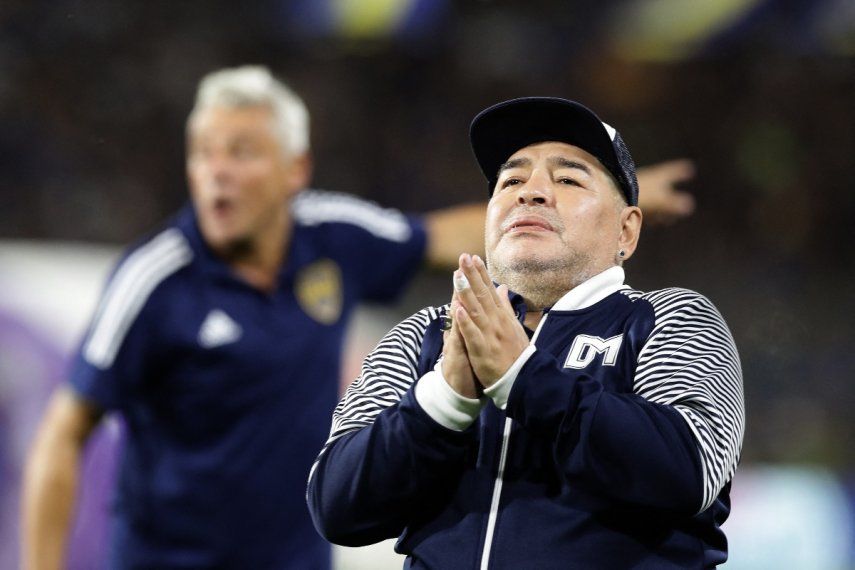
[307,267,744,569]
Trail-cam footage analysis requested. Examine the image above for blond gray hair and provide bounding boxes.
[188,65,310,156]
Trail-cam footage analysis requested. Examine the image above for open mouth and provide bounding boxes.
[212,197,235,217]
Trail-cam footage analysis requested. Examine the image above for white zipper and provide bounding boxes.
[478,312,549,570]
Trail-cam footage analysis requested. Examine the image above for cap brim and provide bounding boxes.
[469,97,621,194]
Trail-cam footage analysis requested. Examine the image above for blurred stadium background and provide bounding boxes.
[1,0,854,568]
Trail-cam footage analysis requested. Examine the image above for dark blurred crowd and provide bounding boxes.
[1,0,854,471]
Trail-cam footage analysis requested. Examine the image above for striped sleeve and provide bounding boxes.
[327,305,441,443]
[631,288,745,513]
[309,305,440,484]
[83,228,193,369]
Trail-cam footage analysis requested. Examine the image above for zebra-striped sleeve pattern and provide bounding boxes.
[325,305,443,444]
[625,288,745,513]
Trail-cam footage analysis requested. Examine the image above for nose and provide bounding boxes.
[516,169,554,206]
[201,152,234,187]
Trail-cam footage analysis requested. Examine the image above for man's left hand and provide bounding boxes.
[453,253,530,387]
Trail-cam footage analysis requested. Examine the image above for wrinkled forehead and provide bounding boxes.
[502,141,610,176]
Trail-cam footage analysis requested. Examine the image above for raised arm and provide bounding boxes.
[22,388,102,570]
[423,202,486,269]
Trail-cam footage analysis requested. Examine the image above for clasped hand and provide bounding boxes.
[440,253,530,398]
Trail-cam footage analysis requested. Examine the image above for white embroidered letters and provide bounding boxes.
[563,334,623,369]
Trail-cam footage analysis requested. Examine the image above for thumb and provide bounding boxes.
[496,284,515,315]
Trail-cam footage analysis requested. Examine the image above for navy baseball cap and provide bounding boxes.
[469,97,639,206]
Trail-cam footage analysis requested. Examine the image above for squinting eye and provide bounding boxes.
[557,178,580,186]
[501,178,522,189]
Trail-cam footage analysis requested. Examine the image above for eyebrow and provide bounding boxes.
[497,156,593,177]
[498,157,531,175]
[548,157,592,176]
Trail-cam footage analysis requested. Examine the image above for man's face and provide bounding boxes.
[485,141,626,287]
[186,105,308,252]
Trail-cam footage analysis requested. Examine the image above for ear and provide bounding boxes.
[617,206,642,261]
[285,152,313,197]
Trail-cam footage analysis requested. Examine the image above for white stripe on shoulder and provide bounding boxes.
[83,228,193,369]
[292,189,412,243]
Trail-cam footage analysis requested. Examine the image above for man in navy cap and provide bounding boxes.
[308,97,744,569]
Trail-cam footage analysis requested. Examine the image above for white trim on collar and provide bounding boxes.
[550,266,627,311]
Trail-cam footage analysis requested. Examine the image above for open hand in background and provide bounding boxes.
[636,159,696,225]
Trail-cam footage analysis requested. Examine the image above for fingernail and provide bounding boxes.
[462,254,472,267]
[473,255,482,266]
[454,271,470,292]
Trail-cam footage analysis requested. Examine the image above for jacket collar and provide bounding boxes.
[550,266,627,311]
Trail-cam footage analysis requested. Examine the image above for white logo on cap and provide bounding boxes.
[602,122,617,141]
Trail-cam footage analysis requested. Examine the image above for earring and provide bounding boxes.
[618,250,625,258]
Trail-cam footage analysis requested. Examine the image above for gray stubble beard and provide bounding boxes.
[486,246,596,312]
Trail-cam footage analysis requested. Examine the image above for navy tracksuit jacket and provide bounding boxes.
[307,267,744,569]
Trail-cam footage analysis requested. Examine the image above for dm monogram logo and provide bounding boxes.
[563,334,623,369]
[295,259,343,325]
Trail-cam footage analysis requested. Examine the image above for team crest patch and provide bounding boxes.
[295,259,343,325]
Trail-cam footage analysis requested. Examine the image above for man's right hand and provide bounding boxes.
[441,288,481,399]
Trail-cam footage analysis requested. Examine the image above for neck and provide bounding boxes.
[218,207,292,293]
[523,308,545,331]
[506,262,614,331]
[505,269,587,313]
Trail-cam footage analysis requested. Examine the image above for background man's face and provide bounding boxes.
[485,141,625,286]
[186,105,304,252]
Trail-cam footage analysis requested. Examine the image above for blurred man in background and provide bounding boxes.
[21,67,696,570]
[308,97,744,568]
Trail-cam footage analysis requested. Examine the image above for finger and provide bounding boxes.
[670,191,696,215]
[444,300,465,349]
[637,160,695,198]
[455,304,485,355]
[442,279,460,337]
[459,254,497,309]
[472,255,502,306]
[653,190,695,217]
[660,159,696,183]
[454,268,487,325]
[495,284,516,317]
[646,159,696,184]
